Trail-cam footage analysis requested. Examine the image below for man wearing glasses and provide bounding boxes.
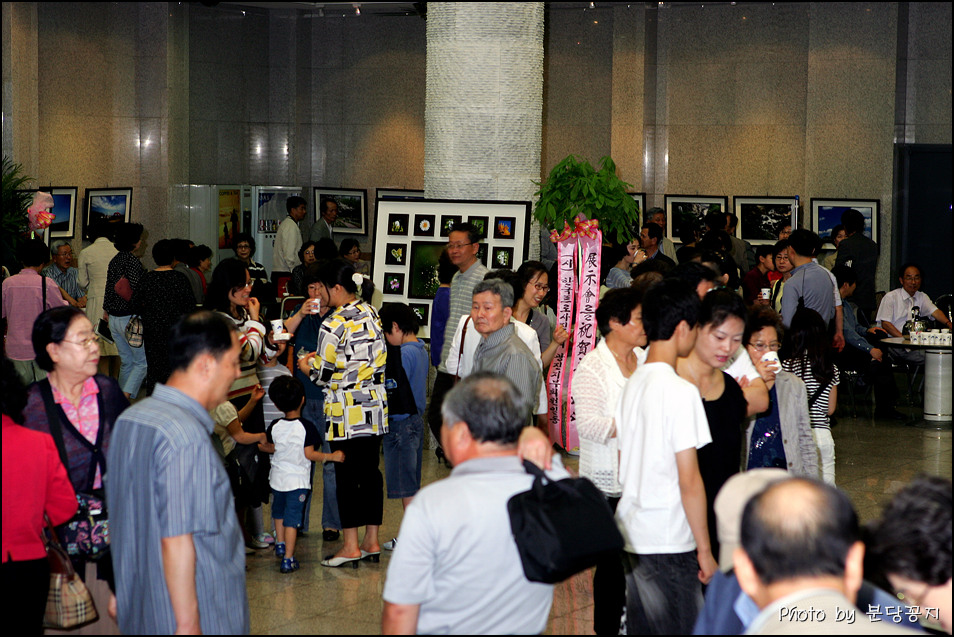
[426,223,488,462]
[875,263,952,366]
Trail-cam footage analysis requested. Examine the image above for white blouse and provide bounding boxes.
[572,339,646,497]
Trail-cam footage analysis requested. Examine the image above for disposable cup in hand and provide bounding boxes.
[270,319,284,335]
[761,351,781,372]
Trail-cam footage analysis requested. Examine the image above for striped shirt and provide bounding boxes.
[106,384,249,635]
[782,355,840,431]
[439,260,489,372]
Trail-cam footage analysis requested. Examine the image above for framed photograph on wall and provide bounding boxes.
[664,195,728,244]
[375,188,425,201]
[440,215,462,237]
[43,187,78,239]
[492,246,514,269]
[629,192,646,229]
[733,196,798,245]
[467,216,489,240]
[371,199,532,338]
[384,243,407,266]
[493,217,516,239]
[811,198,879,246]
[387,213,409,236]
[408,241,447,300]
[383,272,406,296]
[409,303,430,327]
[84,187,132,240]
[314,187,367,235]
[414,214,436,237]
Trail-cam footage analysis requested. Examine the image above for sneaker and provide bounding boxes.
[275,542,286,558]
[255,532,275,545]
[279,557,300,574]
[383,538,397,551]
[246,537,269,549]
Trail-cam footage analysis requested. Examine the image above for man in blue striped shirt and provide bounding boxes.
[107,311,250,634]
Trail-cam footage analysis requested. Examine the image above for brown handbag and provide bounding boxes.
[43,518,99,629]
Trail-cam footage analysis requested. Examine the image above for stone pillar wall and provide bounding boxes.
[424,2,544,258]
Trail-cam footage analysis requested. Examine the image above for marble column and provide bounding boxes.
[424,2,544,258]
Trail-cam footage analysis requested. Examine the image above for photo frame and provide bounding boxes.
[811,198,879,246]
[467,216,489,240]
[314,187,367,235]
[440,215,462,237]
[84,188,132,240]
[733,196,798,245]
[42,187,78,239]
[408,241,447,300]
[629,192,646,229]
[492,246,514,269]
[387,213,409,236]
[383,272,406,296]
[375,188,425,201]
[384,243,407,266]
[371,199,532,338]
[493,217,516,240]
[409,303,430,327]
[414,214,436,237]
[664,195,728,244]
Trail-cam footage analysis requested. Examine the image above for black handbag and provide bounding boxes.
[507,459,624,584]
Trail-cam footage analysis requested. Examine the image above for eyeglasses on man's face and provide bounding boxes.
[446,241,476,251]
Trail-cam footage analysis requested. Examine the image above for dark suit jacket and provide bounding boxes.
[835,233,879,316]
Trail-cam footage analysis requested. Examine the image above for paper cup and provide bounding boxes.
[761,351,781,371]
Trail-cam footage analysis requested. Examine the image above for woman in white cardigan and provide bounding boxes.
[572,287,647,636]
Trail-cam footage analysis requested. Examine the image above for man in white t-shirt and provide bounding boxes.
[875,263,952,365]
[616,278,717,635]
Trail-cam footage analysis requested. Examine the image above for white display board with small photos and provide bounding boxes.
[371,198,532,339]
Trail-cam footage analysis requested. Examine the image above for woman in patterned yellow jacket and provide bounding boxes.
[300,258,387,569]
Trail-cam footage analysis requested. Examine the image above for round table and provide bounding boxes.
[879,337,952,429]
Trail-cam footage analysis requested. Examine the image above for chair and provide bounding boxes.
[840,368,873,418]
[280,295,305,320]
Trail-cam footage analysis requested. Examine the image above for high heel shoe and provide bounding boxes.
[320,555,360,569]
[360,550,380,563]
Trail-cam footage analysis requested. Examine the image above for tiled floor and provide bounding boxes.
[245,404,951,635]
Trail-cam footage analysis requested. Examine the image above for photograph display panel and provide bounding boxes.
[664,195,728,243]
[371,199,531,339]
[811,198,879,246]
[734,196,798,245]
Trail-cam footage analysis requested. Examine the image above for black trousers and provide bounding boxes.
[426,371,456,449]
[329,436,384,528]
[593,496,625,635]
[1,558,50,634]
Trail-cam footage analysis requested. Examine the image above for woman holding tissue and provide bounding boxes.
[742,307,819,478]
[298,259,386,569]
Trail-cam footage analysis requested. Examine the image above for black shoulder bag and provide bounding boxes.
[507,459,624,584]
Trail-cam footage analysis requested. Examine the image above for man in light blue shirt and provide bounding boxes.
[108,312,249,635]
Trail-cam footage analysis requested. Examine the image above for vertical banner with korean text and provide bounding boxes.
[561,228,601,453]
[547,236,576,447]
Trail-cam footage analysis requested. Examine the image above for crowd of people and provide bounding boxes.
[1,201,951,635]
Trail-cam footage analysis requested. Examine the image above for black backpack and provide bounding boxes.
[384,344,416,417]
